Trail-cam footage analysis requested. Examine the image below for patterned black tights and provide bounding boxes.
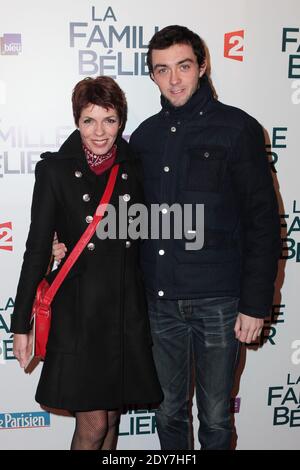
[71,410,120,450]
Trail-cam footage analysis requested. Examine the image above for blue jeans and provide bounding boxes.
[147,295,240,450]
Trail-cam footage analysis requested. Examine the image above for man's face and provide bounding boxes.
[150,43,206,107]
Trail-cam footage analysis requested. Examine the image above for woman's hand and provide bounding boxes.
[53,232,67,263]
[13,333,33,368]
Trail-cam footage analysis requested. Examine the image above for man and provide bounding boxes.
[53,25,281,449]
[129,25,281,450]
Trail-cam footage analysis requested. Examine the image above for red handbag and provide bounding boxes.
[24,164,119,373]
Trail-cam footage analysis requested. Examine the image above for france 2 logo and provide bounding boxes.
[0,222,13,251]
[224,30,244,61]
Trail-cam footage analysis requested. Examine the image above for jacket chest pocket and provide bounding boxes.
[185,147,227,192]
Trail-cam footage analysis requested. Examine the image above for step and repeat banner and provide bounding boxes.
[0,0,299,450]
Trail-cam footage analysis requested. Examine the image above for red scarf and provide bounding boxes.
[83,144,117,175]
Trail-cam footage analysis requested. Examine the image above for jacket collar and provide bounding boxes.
[57,129,131,164]
[41,130,132,185]
[160,75,214,119]
[41,130,131,164]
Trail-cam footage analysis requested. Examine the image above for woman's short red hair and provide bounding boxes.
[72,76,127,133]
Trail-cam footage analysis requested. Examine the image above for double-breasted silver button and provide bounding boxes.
[83,194,90,202]
[126,241,131,248]
[75,170,82,178]
[159,249,165,255]
[164,166,170,172]
[204,152,210,158]
[158,290,164,297]
[123,194,131,202]
[87,242,95,251]
[171,126,176,133]
[85,215,93,224]
[121,173,128,180]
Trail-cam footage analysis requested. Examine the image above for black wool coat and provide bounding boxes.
[11,130,163,411]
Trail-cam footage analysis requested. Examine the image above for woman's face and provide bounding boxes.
[78,103,120,155]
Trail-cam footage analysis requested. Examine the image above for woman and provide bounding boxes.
[11,76,163,450]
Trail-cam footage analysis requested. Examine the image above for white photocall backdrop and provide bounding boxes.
[0,0,299,450]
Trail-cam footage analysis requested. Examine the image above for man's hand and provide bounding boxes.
[234,313,264,344]
[13,333,33,368]
[53,233,67,263]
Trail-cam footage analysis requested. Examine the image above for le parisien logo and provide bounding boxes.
[224,30,244,62]
[0,222,13,251]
